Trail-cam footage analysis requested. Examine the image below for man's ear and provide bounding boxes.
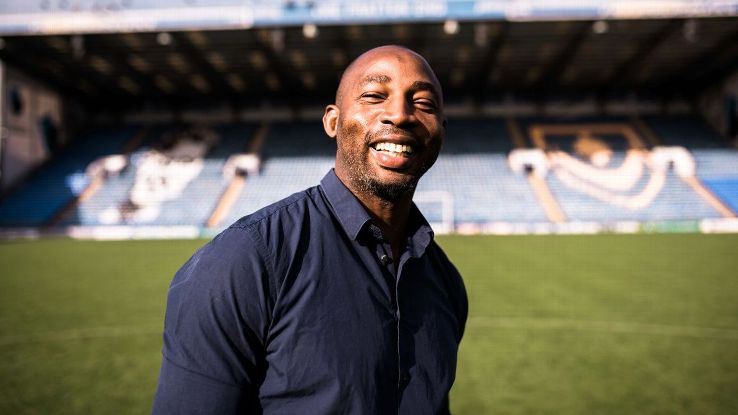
[323,105,339,139]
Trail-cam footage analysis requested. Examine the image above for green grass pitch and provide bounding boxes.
[1,234,737,414]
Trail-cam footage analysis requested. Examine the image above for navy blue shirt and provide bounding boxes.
[153,170,468,414]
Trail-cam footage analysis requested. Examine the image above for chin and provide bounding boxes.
[366,174,419,202]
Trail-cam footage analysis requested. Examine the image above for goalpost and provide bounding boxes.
[413,190,455,234]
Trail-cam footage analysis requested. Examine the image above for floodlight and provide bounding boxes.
[303,23,318,39]
[443,20,459,35]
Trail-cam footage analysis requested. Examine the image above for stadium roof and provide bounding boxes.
[1,17,737,110]
[2,0,738,35]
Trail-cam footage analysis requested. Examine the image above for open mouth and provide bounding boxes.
[372,142,414,157]
[369,141,418,170]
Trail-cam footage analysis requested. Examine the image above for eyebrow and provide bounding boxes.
[359,74,440,99]
[359,74,392,86]
[409,81,440,99]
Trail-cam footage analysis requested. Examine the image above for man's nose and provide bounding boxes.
[381,97,416,126]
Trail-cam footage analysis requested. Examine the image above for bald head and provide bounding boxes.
[322,44,446,204]
[335,45,443,108]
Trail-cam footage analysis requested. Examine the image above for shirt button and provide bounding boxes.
[380,254,391,266]
[400,372,410,384]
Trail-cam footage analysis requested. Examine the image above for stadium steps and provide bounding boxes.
[220,121,337,227]
[205,123,269,228]
[505,117,528,149]
[692,149,738,215]
[527,172,567,223]
[506,116,566,223]
[632,117,661,146]
[701,179,738,214]
[680,176,736,218]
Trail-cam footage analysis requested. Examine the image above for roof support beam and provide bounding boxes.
[653,27,738,93]
[471,22,508,104]
[252,29,302,104]
[15,37,130,102]
[534,21,591,96]
[597,19,681,97]
[0,47,91,105]
[684,49,738,96]
[170,32,235,102]
[84,35,167,105]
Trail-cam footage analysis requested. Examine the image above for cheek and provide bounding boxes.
[337,114,372,149]
[421,118,444,149]
[339,118,363,141]
[336,118,367,164]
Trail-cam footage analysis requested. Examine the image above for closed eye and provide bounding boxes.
[414,98,437,111]
[358,92,386,103]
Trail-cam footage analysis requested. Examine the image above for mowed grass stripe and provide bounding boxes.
[0,234,736,414]
[0,324,163,347]
[467,316,738,340]
[3,317,735,348]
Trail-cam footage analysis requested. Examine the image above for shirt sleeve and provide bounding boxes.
[152,226,275,414]
[432,241,469,343]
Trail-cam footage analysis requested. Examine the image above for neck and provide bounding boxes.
[337,173,414,259]
[361,192,413,245]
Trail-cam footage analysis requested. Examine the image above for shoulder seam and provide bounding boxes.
[227,187,318,231]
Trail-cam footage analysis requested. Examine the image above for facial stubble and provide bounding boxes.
[337,119,438,203]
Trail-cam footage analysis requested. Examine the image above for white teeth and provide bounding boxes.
[374,142,414,154]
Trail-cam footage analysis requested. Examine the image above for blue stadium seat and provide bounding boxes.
[0,127,139,227]
[60,123,255,227]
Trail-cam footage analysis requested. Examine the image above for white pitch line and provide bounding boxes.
[0,325,162,347]
[467,316,738,340]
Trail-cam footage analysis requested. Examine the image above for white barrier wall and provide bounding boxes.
[1,66,63,189]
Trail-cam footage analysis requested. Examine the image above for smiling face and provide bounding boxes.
[323,46,445,202]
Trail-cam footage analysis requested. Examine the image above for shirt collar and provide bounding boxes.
[320,169,372,241]
[319,169,434,256]
[406,203,434,258]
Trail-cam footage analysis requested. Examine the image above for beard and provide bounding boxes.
[349,164,418,202]
[337,120,437,203]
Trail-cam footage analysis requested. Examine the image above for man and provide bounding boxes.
[152,45,468,414]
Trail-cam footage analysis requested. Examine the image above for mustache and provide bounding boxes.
[365,125,420,144]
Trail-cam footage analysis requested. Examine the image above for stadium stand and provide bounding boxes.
[0,11,736,236]
[56,126,166,227]
[219,121,336,227]
[514,117,733,222]
[154,123,255,226]
[644,116,738,216]
[58,123,255,227]
[1,116,736,232]
[417,118,547,225]
[693,149,738,214]
[544,154,723,222]
[0,127,139,227]
[643,116,728,148]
